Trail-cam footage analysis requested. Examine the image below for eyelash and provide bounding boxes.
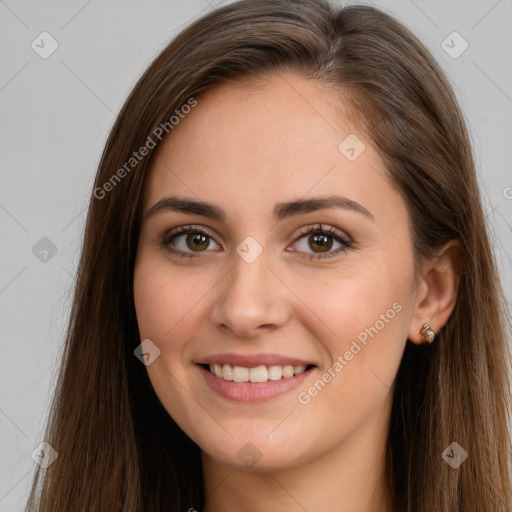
[160,223,353,261]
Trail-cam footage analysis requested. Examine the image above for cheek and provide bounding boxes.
[133,256,225,379]
[133,256,203,340]
[298,262,409,344]
[287,283,408,452]
[294,263,411,401]
[133,257,204,419]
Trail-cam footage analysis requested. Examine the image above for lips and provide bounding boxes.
[195,352,317,401]
[197,352,316,368]
[197,364,315,402]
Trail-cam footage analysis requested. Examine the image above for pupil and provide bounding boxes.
[187,233,208,251]
[311,234,332,253]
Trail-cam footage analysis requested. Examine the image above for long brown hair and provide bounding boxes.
[25,1,512,510]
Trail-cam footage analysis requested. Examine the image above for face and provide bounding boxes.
[133,72,418,471]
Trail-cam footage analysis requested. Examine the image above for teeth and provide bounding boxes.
[222,364,234,381]
[282,365,294,378]
[249,365,268,383]
[233,366,249,382]
[268,365,282,380]
[209,363,309,383]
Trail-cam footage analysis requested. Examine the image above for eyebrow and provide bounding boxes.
[144,195,374,222]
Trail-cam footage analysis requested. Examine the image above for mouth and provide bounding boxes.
[195,355,318,402]
[198,362,316,383]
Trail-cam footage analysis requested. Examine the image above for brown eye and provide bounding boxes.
[308,233,333,253]
[184,233,210,252]
[291,224,353,260]
[161,225,221,258]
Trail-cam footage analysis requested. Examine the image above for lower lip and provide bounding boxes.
[197,365,315,402]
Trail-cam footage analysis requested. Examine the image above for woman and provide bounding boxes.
[25,1,512,511]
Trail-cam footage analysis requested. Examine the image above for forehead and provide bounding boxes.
[142,72,404,228]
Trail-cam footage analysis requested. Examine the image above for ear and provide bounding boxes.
[407,240,463,345]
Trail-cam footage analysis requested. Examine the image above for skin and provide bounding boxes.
[133,71,461,512]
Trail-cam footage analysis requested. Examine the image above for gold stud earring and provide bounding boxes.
[420,323,435,343]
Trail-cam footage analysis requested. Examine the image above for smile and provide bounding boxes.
[196,359,317,402]
[204,363,312,383]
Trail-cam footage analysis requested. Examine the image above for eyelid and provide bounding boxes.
[290,223,351,244]
[161,224,221,249]
[287,223,353,260]
[161,223,353,260]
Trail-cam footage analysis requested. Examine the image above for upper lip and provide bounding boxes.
[197,352,316,367]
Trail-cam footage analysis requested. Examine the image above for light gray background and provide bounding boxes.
[1,0,511,509]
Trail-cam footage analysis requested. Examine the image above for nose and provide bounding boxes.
[209,247,291,339]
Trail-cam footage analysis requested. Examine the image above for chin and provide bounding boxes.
[196,426,318,473]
